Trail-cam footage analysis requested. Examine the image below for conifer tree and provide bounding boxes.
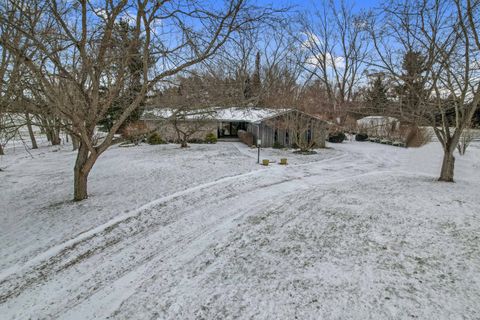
[99,20,146,132]
[396,50,428,120]
[365,75,389,114]
[252,51,261,98]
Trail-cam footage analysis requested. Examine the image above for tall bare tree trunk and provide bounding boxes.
[71,135,79,151]
[25,113,38,149]
[439,148,455,182]
[73,143,95,201]
[51,126,61,145]
[0,144,4,155]
[39,117,51,142]
[41,117,61,145]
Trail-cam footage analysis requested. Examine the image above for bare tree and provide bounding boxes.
[24,112,37,149]
[0,114,18,155]
[153,74,219,147]
[0,0,272,200]
[0,1,24,155]
[198,15,298,109]
[260,24,305,109]
[171,108,215,147]
[457,123,475,156]
[433,0,480,180]
[297,0,371,122]
[370,0,480,182]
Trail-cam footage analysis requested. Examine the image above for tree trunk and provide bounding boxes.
[180,140,188,148]
[71,135,79,151]
[39,117,52,142]
[25,113,38,149]
[439,150,455,182]
[0,144,4,156]
[73,143,94,201]
[43,117,61,145]
[51,129,61,145]
[54,121,62,145]
[45,129,52,142]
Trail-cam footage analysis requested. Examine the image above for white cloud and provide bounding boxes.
[301,32,345,69]
[306,53,345,69]
[301,32,322,50]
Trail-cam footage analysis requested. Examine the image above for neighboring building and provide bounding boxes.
[141,107,328,148]
[357,116,400,137]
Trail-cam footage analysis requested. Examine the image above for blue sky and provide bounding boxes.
[257,0,382,12]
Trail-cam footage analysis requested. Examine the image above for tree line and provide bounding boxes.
[0,0,479,200]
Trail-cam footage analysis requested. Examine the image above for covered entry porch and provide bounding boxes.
[217,121,248,138]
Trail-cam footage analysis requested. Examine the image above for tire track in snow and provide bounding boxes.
[58,164,385,320]
[0,145,397,319]
[0,150,348,289]
[0,155,348,308]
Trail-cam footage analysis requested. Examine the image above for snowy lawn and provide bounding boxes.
[0,139,479,319]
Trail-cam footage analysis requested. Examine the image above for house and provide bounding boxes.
[141,107,328,148]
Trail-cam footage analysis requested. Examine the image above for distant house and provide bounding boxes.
[357,116,400,137]
[141,107,328,148]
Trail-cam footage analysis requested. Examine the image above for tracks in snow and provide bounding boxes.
[0,145,399,319]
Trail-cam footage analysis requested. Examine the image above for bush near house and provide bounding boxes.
[355,133,368,141]
[273,141,285,149]
[147,132,166,145]
[205,132,217,144]
[122,121,150,145]
[404,126,431,147]
[328,132,346,143]
[187,138,204,144]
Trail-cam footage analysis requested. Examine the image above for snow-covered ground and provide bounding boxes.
[0,139,479,319]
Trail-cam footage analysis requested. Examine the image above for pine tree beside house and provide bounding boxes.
[252,51,262,100]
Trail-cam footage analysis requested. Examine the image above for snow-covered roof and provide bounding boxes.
[142,107,290,123]
[215,108,289,122]
[357,116,399,126]
[142,108,212,120]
